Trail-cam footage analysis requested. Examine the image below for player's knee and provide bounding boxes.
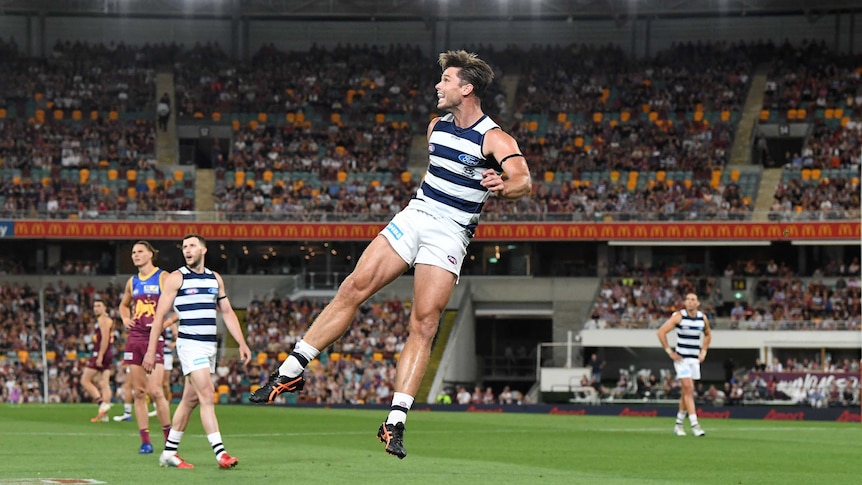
[132,387,147,400]
[148,385,165,400]
[337,274,374,303]
[409,313,441,341]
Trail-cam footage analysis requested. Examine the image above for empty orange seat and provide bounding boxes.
[730,169,741,182]
[212,112,222,121]
[257,112,267,123]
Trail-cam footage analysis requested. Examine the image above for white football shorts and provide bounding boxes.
[380,207,469,282]
[674,358,701,380]
[177,339,217,375]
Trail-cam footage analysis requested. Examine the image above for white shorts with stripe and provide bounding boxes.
[380,207,470,282]
[177,339,217,375]
[674,358,701,380]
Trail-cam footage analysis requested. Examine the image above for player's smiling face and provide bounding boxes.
[435,67,467,110]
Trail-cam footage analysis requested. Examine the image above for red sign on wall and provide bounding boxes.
[9,220,861,241]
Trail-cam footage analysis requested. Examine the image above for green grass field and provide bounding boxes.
[0,404,859,484]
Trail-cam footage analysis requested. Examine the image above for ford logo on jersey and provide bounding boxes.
[458,153,480,166]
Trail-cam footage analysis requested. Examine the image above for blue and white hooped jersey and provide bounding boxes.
[410,113,503,238]
[675,309,706,359]
[173,266,219,343]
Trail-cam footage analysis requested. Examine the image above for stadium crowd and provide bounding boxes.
[1,39,859,222]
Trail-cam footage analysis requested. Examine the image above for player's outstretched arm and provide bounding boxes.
[481,129,531,200]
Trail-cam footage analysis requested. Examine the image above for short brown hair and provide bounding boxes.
[438,50,494,99]
[183,233,207,247]
[133,240,159,261]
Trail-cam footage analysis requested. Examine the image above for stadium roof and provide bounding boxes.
[1,0,860,20]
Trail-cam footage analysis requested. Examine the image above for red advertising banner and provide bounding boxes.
[8,220,862,241]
